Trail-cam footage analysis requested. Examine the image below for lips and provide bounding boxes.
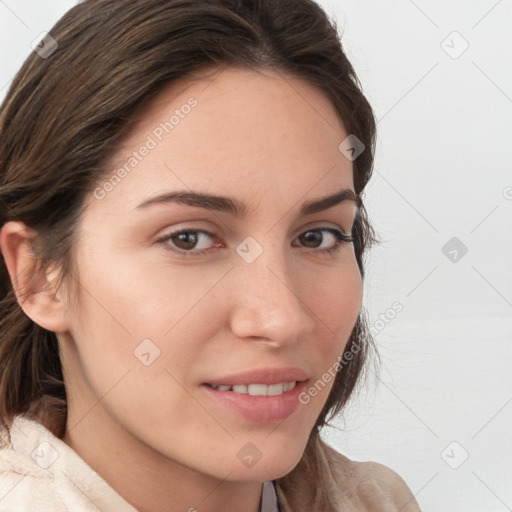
[204,367,309,387]
[209,381,297,396]
[200,367,309,423]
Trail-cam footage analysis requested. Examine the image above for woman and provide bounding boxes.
[0,0,422,510]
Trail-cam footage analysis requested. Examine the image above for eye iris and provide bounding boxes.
[175,231,198,250]
[300,230,322,248]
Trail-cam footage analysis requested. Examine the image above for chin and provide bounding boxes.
[222,440,306,482]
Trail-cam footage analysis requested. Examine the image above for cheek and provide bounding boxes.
[306,258,363,385]
[64,248,221,405]
[294,262,362,414]
[313,260,362,336]
[71,243,211,338]
[62,265,203,432]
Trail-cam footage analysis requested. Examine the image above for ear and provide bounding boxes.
[0,221,71,333]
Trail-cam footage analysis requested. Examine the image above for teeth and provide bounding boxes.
[248,384,268,396]
[267,383,285,396]
[283,381,296,392]
[212,381,296,396]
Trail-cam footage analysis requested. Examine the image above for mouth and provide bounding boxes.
[200,369,309,423]
[204,381,298,396]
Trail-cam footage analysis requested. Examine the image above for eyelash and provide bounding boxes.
[156,227,354,258]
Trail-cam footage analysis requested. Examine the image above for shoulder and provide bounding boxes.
[320,440,423,512]
[0,446,67,512]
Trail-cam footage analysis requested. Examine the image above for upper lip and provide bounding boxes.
[204,367,309,386]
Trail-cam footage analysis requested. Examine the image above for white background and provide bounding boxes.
[1,1,511,511]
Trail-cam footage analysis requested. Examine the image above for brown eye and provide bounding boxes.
[296,228,353,255]
[157,227,353,258]
[158,229,218,256]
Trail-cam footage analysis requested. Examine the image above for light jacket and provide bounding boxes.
[0,413,422,511]
[275,434,422,511]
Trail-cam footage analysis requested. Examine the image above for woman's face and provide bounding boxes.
[58,66,362,484]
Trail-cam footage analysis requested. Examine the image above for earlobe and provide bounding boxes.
[0,221,71,334]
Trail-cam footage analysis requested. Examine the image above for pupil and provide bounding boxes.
[177,231,197,249]
[301,230,321,247]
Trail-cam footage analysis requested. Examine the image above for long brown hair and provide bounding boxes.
[0,0,379,505]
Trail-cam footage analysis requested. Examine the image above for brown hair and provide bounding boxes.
[0,0,380,506]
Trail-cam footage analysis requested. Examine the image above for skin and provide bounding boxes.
[0,66,362,512]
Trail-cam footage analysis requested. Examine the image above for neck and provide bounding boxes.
[61,404,263,512]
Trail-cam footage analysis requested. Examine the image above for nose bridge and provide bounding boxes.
[229,234,315,343]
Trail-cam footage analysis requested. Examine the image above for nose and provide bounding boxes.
[228,243,316,347]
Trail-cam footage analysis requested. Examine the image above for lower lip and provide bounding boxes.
[200,381,307,423]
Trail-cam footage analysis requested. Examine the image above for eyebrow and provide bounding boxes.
[135,188,360,217]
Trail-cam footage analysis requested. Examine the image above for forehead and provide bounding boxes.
[90,66,354,214]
